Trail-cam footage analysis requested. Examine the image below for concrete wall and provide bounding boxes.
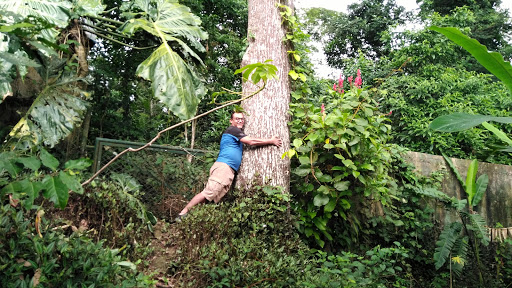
[404,152,512,229]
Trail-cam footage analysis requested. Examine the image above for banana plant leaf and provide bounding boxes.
[465,159,477,206]
[430,26,512,94]
[473,174,488,208]
[481,122,512,146]
[430,113,512,132]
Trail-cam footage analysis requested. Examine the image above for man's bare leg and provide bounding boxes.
[179,192,207,215]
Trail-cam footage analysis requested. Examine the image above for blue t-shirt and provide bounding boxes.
[216,126,247,171]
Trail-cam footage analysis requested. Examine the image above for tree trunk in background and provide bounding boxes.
[237,0,292,192]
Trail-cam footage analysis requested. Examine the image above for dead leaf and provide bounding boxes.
[33,268,41,287]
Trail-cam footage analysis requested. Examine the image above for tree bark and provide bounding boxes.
[237,0,292,192]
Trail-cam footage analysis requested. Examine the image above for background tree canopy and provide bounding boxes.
[3,0,512,287]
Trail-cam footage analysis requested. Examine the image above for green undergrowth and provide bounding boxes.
[167,185,418,287]
[0,203,155,288]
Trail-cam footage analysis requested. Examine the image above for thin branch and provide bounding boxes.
[83,29,159,50]
[86,15,124,26]
[81,21,145,42]
[81,83,266,187]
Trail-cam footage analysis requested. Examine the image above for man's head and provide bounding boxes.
[230,112,245,129]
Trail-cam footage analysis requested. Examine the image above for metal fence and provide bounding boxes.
[92,137,217,219]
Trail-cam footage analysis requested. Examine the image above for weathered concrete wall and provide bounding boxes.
[404,151,512,228]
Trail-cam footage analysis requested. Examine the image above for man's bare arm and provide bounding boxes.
[240,136,282,147]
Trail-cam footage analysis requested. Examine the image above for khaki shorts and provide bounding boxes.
[200,162,235,203]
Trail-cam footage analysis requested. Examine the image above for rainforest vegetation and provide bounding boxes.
[2,0,512,287]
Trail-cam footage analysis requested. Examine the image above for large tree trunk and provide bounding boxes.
[237,0,292,192]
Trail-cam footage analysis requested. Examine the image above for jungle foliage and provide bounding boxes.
[3,0,512,287]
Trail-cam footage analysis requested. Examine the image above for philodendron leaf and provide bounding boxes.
[430,113,512,132]
[0,32,13,104]
[9,84,88,148]
[73,0,105,17]
[472,174,488,208]
[136,43,204,120]
[120,0,207,56]
[0,0,71,28]
[430,26,512,94]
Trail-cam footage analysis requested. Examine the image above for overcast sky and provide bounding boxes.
[295,0,512,13]
[294,0,512,78]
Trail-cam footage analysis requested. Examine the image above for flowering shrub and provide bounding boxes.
[287,70,396,248]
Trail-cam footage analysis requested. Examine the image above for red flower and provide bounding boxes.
[354,69,362,88]
[338,74,344,90]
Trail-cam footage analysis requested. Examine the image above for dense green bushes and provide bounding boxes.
[0,204,154,288]
[168,185,417,287]
[379,66,512,163]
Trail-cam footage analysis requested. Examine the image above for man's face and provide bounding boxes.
[230,113,245,129]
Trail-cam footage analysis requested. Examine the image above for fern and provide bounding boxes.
[450,236,469,277]
[415,187,451,203]
[434,222,463,270]
[465,212,490,245]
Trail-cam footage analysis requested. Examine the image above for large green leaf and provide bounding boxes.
[19,178,44,209]
[430,26,512,94]
[118,0,207,120]
[0,32,13,104]
[0,0,71,28]
[0,180,22,197]
[442,153,465,190]
[313,194,329,207]
[9,83,89,148]
[40,148,59,171]
[42,174,69,208]
[120,0,207,56]
[73,0,105,17]
[136,43,203,120]
[16,156,41,171]
[59,171,83,194]
[430,113,512,132]
[64,158,92,171]
[481,122,512,146]
[0,158,22,177]
[465,212,489,245]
